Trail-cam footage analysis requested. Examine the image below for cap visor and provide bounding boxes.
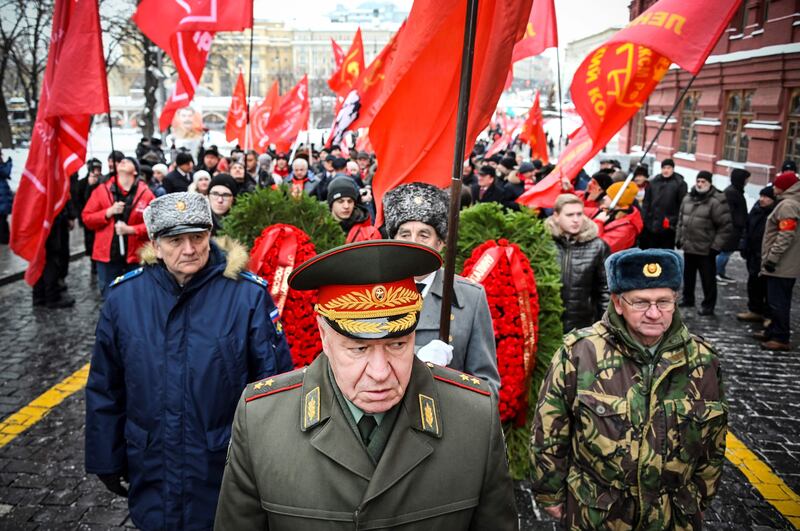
[156,225,210,238]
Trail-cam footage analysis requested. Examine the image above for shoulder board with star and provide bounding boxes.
[239,271,269,288]
[426,363,491,396]
[109,267,144,288]
[245,367,306,402]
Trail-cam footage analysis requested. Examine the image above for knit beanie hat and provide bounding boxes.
[327,176,359,206]
[606,181,639,208]
[591,171,613,191]
[209,173,239,197]
[773,171,799,192]
[759,185,775,200]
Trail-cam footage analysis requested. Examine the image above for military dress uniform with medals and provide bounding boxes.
[215,241,517,530]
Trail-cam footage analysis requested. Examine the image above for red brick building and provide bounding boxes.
[619,0,800,186]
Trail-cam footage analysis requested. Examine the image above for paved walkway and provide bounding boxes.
[0,253,798,529]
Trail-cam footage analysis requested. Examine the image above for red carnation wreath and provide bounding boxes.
[461,239,540,425]
[249,224,322,368]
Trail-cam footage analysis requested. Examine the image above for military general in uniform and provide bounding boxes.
[531,248,727,530]
[214,241,517,530]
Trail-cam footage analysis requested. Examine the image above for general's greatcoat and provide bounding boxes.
[214,354,517,530]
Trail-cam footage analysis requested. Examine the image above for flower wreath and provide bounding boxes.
[461,239,540,425]
[249,223,322,368]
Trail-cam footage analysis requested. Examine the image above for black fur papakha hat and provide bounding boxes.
[383,182,449,240]
[605,248,683,294]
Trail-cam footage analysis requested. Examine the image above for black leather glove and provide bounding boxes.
[764,261,777,273]
[98,473,129,497]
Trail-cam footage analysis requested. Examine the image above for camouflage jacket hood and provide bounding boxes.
[531,310,727,530]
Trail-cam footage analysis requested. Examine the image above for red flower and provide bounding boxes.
[249,224,323,368]
[462,240,540,424]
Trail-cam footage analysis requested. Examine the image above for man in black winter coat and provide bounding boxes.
[471,164,507,206]
[736,186,776,322]
[163,152,194,193]
[717,168,750,282]
[640,158,687,249]
[545,194,610,332]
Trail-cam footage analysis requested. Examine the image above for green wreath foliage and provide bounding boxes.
[456,202,564,479]
[221,187,346,252]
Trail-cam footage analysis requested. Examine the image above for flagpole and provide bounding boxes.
[245,13,255,151]
[438,0,480,343]
[608,73,697,210]
[555,48,564,153]
[104,96,125,257]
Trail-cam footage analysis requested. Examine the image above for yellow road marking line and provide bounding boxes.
[0,363,90,449]
[726,432,800,527]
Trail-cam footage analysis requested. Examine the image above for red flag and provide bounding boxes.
[331,38,345,69]
[251,81,281,151]
[517,125,593,209]
[134,0,253,131]
[571,0,741,148]
[264,75,309,153]
[133,0,252,50]
[226,71,248,147]
[369,0,532,222]
[519,91,549,164]
[157,32,215,131]
[328,28,365,97]
[511,0,558,63]
[11,0,108,286]
[327,22,406,148]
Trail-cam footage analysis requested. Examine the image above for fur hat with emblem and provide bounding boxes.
[383,182,449,240]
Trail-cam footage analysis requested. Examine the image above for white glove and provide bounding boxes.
[416,339,454,366]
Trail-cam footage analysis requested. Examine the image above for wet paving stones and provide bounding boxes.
[0,254,798,529]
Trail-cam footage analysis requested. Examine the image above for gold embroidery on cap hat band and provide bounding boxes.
[316,286,421,319]
[326,312,418,335]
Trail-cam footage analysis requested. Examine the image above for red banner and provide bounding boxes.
[226,71,248,148]
[516,125,593,209]
[519,91,549,164]
[370,0,532,224]
[327,22,406,148]
[134,0,253,131]
[330,38,345,69]
[571,0,741,145]
[11,0,108,286]
[251,81,281,151]
[511,0,558,63]
[264,75,309,153]
[328,28,365,97]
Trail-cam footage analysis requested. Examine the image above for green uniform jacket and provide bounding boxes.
[530,308,727,530]
[215,354,517,530]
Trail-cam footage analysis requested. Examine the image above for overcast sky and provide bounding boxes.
[255,0,631,45]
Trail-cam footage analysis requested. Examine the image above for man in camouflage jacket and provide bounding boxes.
[531,248,727,530]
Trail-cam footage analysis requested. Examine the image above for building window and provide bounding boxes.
[630,107,646,148]
[723,89,754,162]
[679,91,702,153]
[785,89,800,166]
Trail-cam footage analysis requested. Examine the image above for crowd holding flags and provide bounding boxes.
[517,0,743,209]
[10,0,747,284]
[10,0,108,286]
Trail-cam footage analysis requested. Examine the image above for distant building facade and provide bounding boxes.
[619,0,800,185]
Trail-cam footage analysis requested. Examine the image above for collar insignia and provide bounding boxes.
[304,386,320,429]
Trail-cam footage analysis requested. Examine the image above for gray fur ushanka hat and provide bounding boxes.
[143,192,212,240]
[383,182,449,240]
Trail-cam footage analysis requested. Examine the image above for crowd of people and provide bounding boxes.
[0,133,798,529]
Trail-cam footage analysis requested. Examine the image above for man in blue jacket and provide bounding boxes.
[85,192,293,530]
